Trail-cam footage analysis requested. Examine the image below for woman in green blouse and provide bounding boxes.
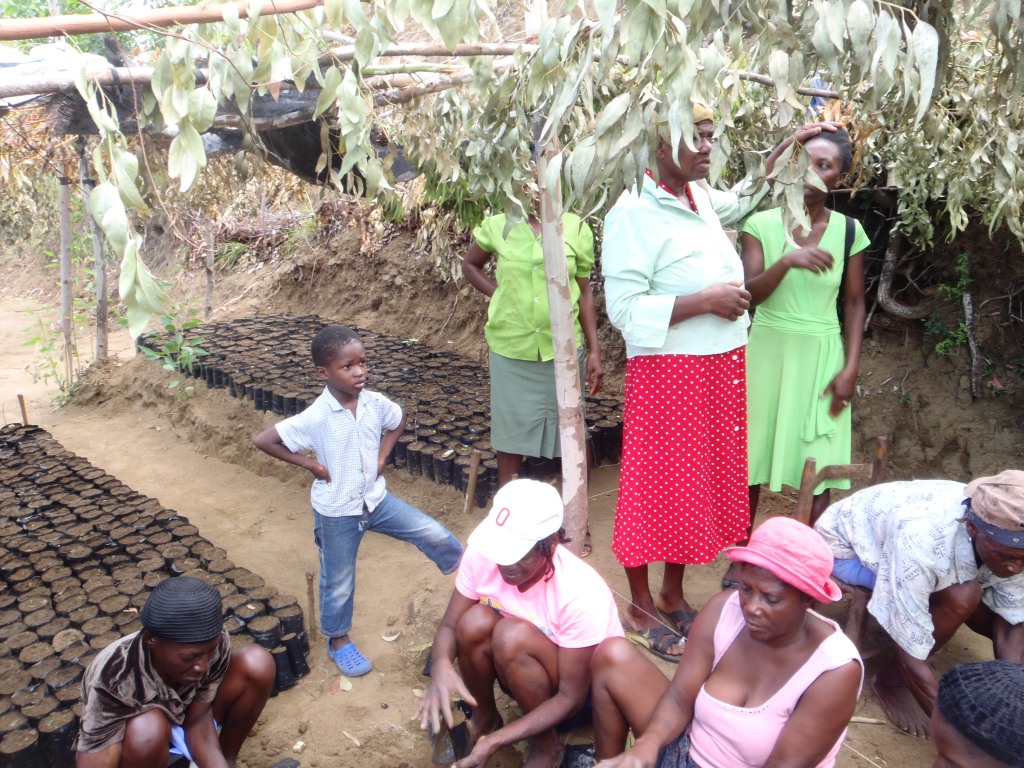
[462,208,603,496]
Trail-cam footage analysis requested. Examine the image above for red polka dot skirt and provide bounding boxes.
[612,349,749,568]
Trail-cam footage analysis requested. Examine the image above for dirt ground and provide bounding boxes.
[0,220,1015,768]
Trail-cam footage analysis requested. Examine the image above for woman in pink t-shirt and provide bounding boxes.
[591,517,862,768]
[414,479,623,768]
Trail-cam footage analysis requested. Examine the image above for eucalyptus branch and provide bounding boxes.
[734,71,841,100]
[874,0,921,23]
[373,71,478,106]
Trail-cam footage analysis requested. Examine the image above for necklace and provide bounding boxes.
[646,169,698,214]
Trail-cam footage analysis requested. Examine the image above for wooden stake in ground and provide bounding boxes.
[78,141,108,362]
[58,167,74,389]
[463,449,482,515]
[204,220,215,319]
[305,571,318,634]
[17,394,29,426]
[536,136,588,556]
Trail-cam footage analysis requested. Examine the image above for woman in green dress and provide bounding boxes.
[741,127,869,536]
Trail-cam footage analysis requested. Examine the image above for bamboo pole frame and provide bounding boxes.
[0,0,322,42]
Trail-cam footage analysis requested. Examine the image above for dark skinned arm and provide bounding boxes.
[764,121,845,178]
[595,593,724,768]
[669,281,751,326]
[992,615,1024,663]
[740,232,835,307]
[457,644,597,768]
[763,661,862,768]
[575,276,604,395]
[414,590,479,735]
[378,413,407,477]
[76,748,120,768]
[824,252,866,418]
[253,426,330,482]
[183,698,229,768]
[895,647,939,717]
[462,242,497,297]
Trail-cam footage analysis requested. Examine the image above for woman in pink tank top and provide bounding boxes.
[591,517,863,768]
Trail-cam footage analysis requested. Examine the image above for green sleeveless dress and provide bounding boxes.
[745,209,870,493]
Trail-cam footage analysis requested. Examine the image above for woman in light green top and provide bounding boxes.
[462,209,603,491]
[741,127,869,535]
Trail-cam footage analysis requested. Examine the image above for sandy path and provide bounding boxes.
[0,300,944,768]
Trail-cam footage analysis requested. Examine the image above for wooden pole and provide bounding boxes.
[17,395,29,426]
[0,0,322,42]
[462,449,481,514]
[204,220,215,319]
[304,570,318,634]
[58,167,74,390]
[78,141,108,362]
[536,136,588,556]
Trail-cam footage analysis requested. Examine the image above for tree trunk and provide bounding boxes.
[536,141,588,555]
[78,146,107,362]
[58,168,74,388]
[877,230,931,320]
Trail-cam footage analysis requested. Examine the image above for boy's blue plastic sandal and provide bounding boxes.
[329,641,372,677]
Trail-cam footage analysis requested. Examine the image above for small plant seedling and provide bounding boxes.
[139,306,209,398]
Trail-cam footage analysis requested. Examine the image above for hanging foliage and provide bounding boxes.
[3,0,1024,332]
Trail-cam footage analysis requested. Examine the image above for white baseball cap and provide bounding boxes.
[467,479,564,566]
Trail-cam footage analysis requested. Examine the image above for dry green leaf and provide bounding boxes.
[625,630,651,649]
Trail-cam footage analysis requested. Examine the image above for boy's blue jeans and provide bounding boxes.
[313,492,464,640]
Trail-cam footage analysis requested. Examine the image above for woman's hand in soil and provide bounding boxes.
[307,460,331,483]
[823,368,857,418]
[702,281,751,321]
[454,733,498,768]
[414,664,475,734]
[586,350,604,395]
[784,246,834,274]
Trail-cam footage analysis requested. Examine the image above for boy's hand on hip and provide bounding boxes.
[308,461,331,483]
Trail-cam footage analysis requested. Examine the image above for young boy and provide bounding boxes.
[255,325,464,677]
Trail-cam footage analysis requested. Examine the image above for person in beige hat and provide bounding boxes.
[814,472,1024,739]
[602,102,845,658]
[414,479,623,768]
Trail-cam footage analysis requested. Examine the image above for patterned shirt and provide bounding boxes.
[276,388,402,517]
[814,480,1024,660]
[76,630,230,753]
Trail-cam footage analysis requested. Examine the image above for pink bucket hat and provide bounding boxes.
[725,517,842,603]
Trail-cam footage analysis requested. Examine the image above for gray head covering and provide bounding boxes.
[936,661,1024,767]
[140,576,223,644]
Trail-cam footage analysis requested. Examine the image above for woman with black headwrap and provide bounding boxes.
[76,577,275,768]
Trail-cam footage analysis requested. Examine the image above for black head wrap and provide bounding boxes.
[140,576,223,644]
[937,660,1024,767]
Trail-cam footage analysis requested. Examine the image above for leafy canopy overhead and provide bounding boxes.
[7,0,1024,334]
